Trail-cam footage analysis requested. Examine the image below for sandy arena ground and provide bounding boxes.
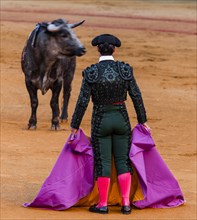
[1,0,196,219]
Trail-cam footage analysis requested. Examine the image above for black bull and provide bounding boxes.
[21,19,86,130]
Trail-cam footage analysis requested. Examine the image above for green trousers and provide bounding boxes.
[91,105,132,177]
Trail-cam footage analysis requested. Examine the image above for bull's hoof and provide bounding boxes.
[60,118,68,124]
[51,124,60,131]
[28,124,37,130]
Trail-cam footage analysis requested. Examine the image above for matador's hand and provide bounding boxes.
[69,128,78,142]
[142,122,151,132]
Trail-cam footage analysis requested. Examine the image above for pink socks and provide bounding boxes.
[96,177,110,207]
[118,172,131,206]
[96,173,131,208]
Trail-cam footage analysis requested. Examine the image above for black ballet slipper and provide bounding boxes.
[89,204,109,214]
[121,205,132,214]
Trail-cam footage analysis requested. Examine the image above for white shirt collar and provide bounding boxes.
[99,55,114,62]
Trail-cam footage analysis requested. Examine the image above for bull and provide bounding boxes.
[21,18,86,130]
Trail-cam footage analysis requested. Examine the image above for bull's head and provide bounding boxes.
[38,19,86,58]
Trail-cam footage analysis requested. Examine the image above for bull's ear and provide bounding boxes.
[38,22,48,30]
[68,20,85,29]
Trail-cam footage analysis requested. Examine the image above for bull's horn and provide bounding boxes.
[68,20,85,29]
[47,23,64,32]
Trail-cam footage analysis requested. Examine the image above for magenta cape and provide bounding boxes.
[23,124,184,210]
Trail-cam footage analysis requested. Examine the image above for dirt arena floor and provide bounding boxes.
[1,0,196,219]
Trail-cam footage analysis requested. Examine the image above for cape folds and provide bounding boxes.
[23,124,184,210]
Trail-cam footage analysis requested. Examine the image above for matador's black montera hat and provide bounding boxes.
[91,34,121,47]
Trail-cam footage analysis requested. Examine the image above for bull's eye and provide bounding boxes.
[60,33,68,38]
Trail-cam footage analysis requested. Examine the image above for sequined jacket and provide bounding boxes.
[71,60,147,129]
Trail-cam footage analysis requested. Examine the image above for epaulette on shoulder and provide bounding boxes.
[117,61,133,80]
[82,64,100,83]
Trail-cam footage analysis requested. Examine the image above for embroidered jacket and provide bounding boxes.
[71,60,147,129]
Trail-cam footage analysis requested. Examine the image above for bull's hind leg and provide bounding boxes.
[25,80,38,129]
[50,80,62,130]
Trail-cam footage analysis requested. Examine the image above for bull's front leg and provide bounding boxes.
[25,79,38,129]
[60,70,75,122]
[50,80,62,130]
[60,84,71,122]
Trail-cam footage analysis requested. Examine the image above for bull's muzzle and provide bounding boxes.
[76,47,86,56]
